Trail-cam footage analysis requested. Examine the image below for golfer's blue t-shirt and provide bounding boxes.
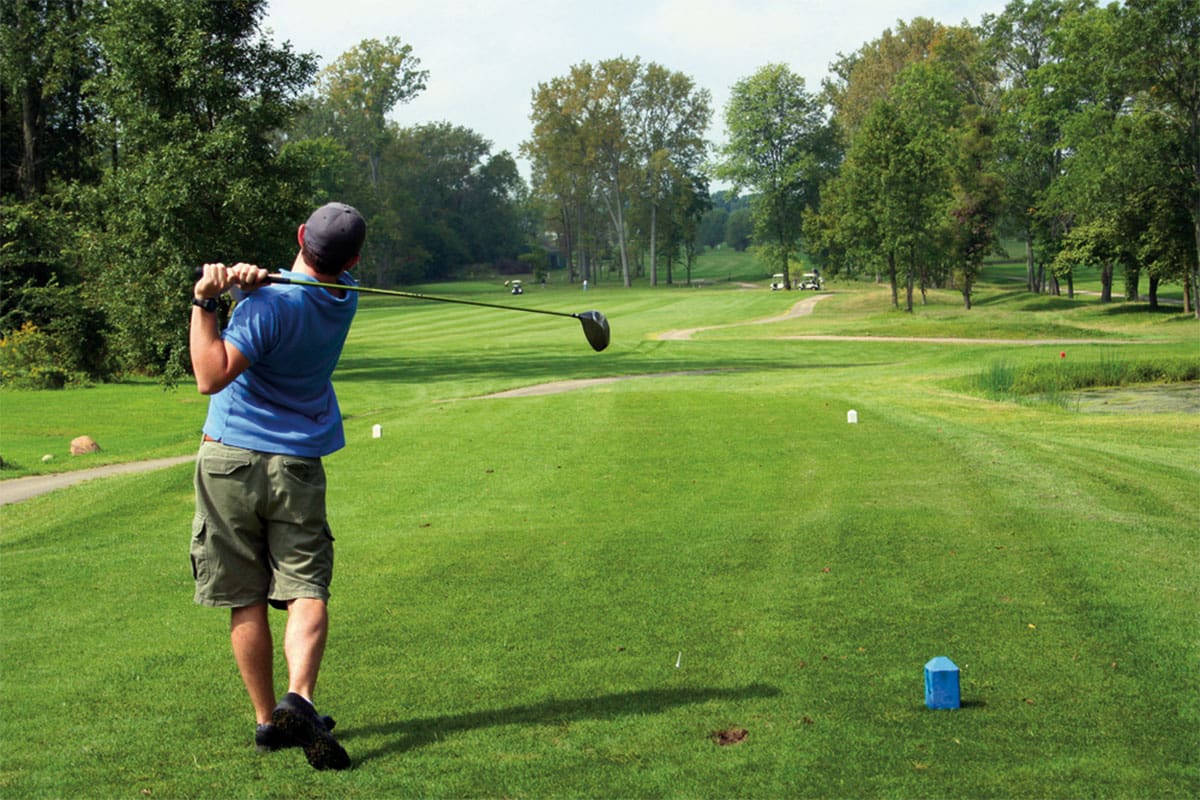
[203,270,358,457]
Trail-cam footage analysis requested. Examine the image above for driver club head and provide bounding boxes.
[576,310,610,352]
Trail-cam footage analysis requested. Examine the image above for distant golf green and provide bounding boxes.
[2,254,1197,798]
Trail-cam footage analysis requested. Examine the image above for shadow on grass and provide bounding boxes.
[344,683,781,763]
[1096,301,1189,317]
[969,289,1034,307]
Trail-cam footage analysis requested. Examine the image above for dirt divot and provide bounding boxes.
[713,727,749,746]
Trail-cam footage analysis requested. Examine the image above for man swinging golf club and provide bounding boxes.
[189,202,365,771]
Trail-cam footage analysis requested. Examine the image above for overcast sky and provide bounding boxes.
[262,0,1009,179]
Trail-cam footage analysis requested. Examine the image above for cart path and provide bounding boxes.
[477,370,731,399]
[656,294,832,340]
[657,293,1138,345]
[0,455,194,507]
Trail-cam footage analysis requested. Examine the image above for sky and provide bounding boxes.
[262,0,1010,180]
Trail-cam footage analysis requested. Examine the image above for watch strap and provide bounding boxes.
[192,297,219,312]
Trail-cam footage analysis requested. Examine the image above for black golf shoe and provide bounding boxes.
[256,713,336,753]
[271,693,351,770]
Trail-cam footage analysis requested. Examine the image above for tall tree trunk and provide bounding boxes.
[1125,267,1140,301]
[1100,262,1113,302]
[560,206,575,284]
[649,204,658,287]
[1191,198,1200,317]
[1148,274,1160,309]
[20,81,41,198]
[603,187,631,287]
[888,251,899,307]
[1025,233,1036,292]
[905,272,915,313]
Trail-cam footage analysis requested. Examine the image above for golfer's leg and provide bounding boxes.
[284,597,328,701]
[231,604,275,724]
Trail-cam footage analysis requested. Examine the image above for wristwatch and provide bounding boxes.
[192,296,219,312]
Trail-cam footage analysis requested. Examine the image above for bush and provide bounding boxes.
[0,322,70,389]
[0,282,113,384]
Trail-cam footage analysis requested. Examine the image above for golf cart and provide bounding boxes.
[798,272,823,290]
[510,279,523,295]
[770,274,787,291]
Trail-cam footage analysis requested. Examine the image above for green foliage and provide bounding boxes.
[724,207,753,251]
[75,0,319,380]
[0,322,69,389]
[717,64,835,285]
[0,199,113,382]
[525,57,712,287]
[695,206,728,249]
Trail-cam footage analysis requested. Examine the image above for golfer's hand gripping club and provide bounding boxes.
[193,263,269,301]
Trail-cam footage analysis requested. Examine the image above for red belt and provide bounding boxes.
[203,434,220,443]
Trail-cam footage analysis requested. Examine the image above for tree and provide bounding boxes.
[724,208,753,251]
[305,37,428,190]
[948,114,1003,308]
[0,0,99,199]
[818,17,998,309]
[388,123,525,281]
[525,57,711,289]
[824,17,955,139]
[983,0,1081,294]
[717,64,834,289]
[525,62,607,286]
[631,62,711,285]
[1119,0,1200,316]
[79,0,319,380]
[1,1,108,382]
[696,206,729,249]
[293,37,428,286]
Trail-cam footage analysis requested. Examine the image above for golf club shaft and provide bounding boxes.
[265,274,584,321]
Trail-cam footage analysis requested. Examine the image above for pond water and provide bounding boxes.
[1068,381,1200,414]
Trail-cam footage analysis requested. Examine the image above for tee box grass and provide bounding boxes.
[1,262,1197,798]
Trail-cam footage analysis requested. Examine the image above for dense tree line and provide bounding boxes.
[775,1,1197,314]
[1,1,531,387]
[2,0,1195,388]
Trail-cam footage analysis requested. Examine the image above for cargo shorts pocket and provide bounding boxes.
[190,514,210,584]
[201,449,253,477]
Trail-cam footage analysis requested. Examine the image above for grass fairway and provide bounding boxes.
[1,266,1198,798]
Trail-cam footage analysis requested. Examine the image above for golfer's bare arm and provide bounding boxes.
[190,262,265,395]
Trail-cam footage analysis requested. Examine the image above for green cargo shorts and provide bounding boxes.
[191,440,334,609]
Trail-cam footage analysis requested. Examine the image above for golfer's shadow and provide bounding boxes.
[344,683,780,763]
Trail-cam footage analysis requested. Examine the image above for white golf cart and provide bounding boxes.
[510,279,523,295]
[798,272,823,290]
[769,274,787,291]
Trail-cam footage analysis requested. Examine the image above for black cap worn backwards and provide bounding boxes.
[303,202,366,270]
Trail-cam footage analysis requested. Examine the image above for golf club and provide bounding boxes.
[197,271,610,352]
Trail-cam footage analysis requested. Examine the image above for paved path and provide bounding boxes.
[0,455,195,506]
